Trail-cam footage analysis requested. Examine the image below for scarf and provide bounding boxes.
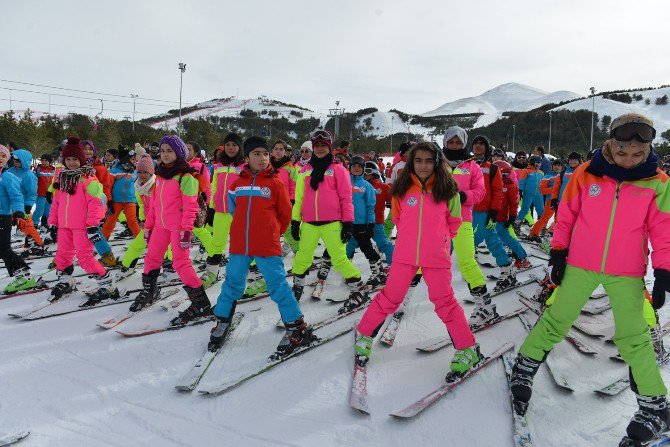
[134,174,156,196]
[586,148,659,182]
[54,167,95,195]
[309,153,333,191]
[271,155,291,171]
[512,160,528,170]
[444,149,470,163]
[219,152,242,166]
[155,159,197,179]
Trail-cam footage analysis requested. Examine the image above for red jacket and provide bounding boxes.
[473,161,503,213]
[497,179,519,222]
[228,166,292,257]
[91,159,113,201]
[35,165,55,196]
[369,178,390,224]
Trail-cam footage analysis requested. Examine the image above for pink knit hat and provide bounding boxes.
[0,145,10,160]
[136,154,155,174]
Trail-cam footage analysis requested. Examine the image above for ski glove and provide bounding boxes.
[144,228,152,245]
[505,216,516,228]
[24,205,32,215]
[49,225,58,241]
[459,191,467,204]
[206,207,215,227]
[45,191,53,204]
[652,269,670,309]
[107,200,114,215]
[290,220,301,241]
[550,198,559,210]
[341,222,353,244]
[366,223,375,239]
[486,210,498,230]
[87,226,101,243]
[548,248,568,285]
[179,230,192,249]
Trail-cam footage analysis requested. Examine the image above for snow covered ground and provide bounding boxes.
[0,233,666,446]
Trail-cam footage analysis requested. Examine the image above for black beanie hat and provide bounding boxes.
[223,133,243,150]
[567,151,583,162]
[243,136,269,156]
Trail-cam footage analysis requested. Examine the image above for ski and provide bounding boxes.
[516,289,609,316]
[0,281,49,300]
[198,326,352,396]
[416,307,527,353]
[117,314,216,337]
[463,277,538,304]
[350,331,370,414]
[502,350,535,447]
[619,431,670,446]
[596,352,670,396]
[517,312,574,391]
[486,263,540,282]
[0,431,30,447]
[389,341,515,418]
[379,285,418,347]
[96,288,180,329]
[310,279,325,300]
[175,313,245,392]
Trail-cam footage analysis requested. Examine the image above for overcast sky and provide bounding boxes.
[2,0,669,120]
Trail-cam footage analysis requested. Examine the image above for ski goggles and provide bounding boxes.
[610,122,656,143]
[310,130,332,143]
[364,167,379,175]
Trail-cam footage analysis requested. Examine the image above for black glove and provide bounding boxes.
[45,191,53,204]
[24,205,32,215]
[486,210,498,230]
[519,191,524,200]
[87,226,101,243]
[385,201,391,209]
[49,225,58,241]
[548,248,568,285]
[459,191,467,203]
[341,222,353,243]
[505,216,515,228]
[206,207,215,227]
[12,211,25,224]
[107,200,114,215]
[366,223,375,239]
[550,198,558,210]
[291,220,301,241]
[652,269,670,309]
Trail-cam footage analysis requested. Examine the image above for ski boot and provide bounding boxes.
[468,285,499,329]
[270,316,317,360]
[513,257,532,272]
[81,271,123,307]
[170,285,212,326]
[650,323,668,362]
[99,251,117,269]
[162,258,175,273]
[512,220,522,235]
[4,267,42,294]
[533,272,556,306]
[50,267,76,302]
[113,261,137,283]
[355,333,373,367]
[116,225,133,239]
[316,257,332,282]
[494,264,517,292]
[525,234,542,244]
[200,255,221,289]
[446,344,481,382]
[338,278,370,314]
[208,304,236,352]
[620,395,670,446]
[129,270,161,312]
[292,274,306,301]
[21,243,48,257]
[365,259,387,289]
[510,352,542,416]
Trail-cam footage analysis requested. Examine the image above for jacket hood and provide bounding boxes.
[11,149,32,172]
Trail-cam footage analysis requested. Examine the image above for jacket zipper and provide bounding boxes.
[65,193,70,227]
[600,181,622,273]
[159,178,166,228]
[415,191,424,265]
[223,169,230,213]
[245,174,256,256]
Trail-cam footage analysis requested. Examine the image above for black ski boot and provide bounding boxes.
[50,266,76,302]
[170,285,212,326]
[620,395,670,446]
[338,278,369,314]
[208,304,236,352]
[468,285,499,329]
[366,259,387,289]
[129,270,160,312]
[510,352,543,416]
[270,316,317,360]
[316,257,332,282]
[80,271,122,307]
[494,264,517,292]
[292,274,306,301]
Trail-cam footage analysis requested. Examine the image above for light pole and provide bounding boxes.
[390,115,394,153]
[178,63,187,136]
[130,94,138,133]
[512,124,516,152]
[9,89,12,111]
[589,86,596,151]
[548,111,552,154]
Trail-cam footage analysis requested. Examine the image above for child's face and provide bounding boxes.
[413,149,436,182]
[105,152,114,162]
[445,136,464,150]
[41,158,50,167]
[84,144,94,159]
[138,171,152,183]
[312,142,330,159]
[12,157,22,168]
[351,164,364,176]
[0,152,7,168]
[246,148,270,172]
[364,173,373,182]
[552,164,562,173]
[160,144,177,164]
[65,157,81,169]
[471,141,486,157]
[224,142,240,158]
[568,159,580,169]
[612,143,647,169]
[186,144,196,161]
[271,144,286,160]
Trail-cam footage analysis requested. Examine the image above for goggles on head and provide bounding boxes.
[610,122,656,143]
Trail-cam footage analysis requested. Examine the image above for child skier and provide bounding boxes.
[355,142,480,380]
[209,136,312,358]
[492,160,530,268]
[101,146,140,241]
[0,145,40,294]
[9,149,47,255]
[290,130,366,312]
[527,159,563,241]
[514,155,544,232]
[32,153,54,229]
[510,113,670,446]
[136,135,208,325]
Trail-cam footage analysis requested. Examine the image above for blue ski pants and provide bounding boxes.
[517,193,544,223]
[495,223,527,260]
[32,196,51,226]
[473,211,511,267]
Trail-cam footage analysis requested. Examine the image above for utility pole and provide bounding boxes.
[548,111,552,154]
[9,89,12,111]
[390,115,395,153]
[328,101,345,140]
[512,125,516,152]
[589,86,596,151]
[178,62,187,136]
[130,94,138,133]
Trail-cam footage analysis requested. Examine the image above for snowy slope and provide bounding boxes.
[355,111,434,140]
[1,229,666,446]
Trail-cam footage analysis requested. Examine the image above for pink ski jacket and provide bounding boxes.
[145,173,199,232]
[274,160,297,200]
[189,157,212,202]
[391,174,462,268]
[452,159,485,223]
[292,162,354,223]
[210,164,244,214]
[48,176,105,229]
[552,161,670,276]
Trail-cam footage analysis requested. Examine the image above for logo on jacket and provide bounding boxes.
[407,197,417,207]
[461,169,470,174]
[589,184,601,197]
[352,186,365,194]
[481,168,490,174]
[325,169,334,176]
[374,188,382,194]
[260,187,271,197]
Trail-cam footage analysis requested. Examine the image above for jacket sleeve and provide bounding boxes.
[179,175,199,231]
[201,166,212,203]
[509,183,519,219]
[336,166,354,222]
[292,172,306,221]
[551,166,585,250]
[447,193,463,238]
[144,188,155,229]
[23,174,38,208]
[465,162,486,207]
[391,195,402,227]
[209,169,218,207]
[275,179,292,234]
[490,168,503,212]
[539,178,553,195]
[5,174,24,214]
[95,165,113,201]
[518,170,527,193]
[48,190,60,226]
[364,181,376,224]
[288,168,296,199]
[647,174,670,271]
[84,180,106,227]
[227,179,238,216]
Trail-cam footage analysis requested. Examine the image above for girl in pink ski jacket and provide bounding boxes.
[356,142,480,378]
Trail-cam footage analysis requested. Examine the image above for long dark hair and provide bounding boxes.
[217,144,244,166]
[391,142,458,204]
